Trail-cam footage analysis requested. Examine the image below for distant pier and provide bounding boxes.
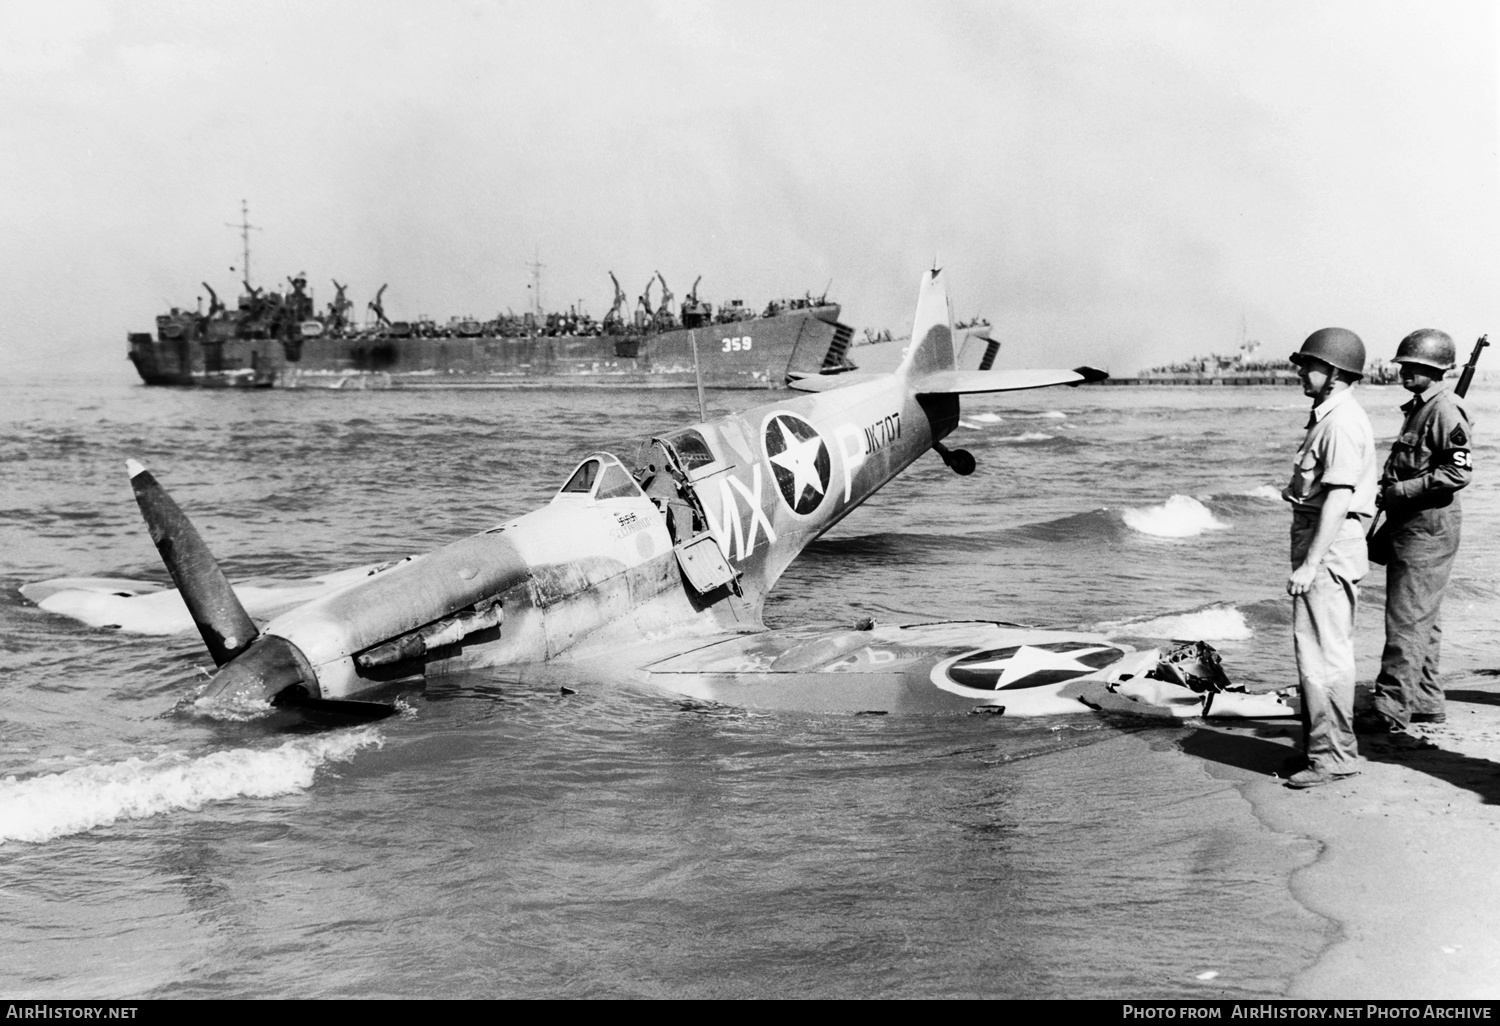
[1092,373,1300,387]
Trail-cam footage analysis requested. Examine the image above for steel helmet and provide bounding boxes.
[1290,327,1365,378]
[1392,329,1455,371]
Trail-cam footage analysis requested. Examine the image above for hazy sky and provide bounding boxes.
[2,0,1496,378]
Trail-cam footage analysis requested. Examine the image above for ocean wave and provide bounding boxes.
[806,530,997,559]
[1237,598,1291,629]
[1007,509,1124,544]
[1122,495,1230,537]
[1101,605,1253,642]
[995,431,1055,443]
[814,509,1128,555]
[1201,486,1284,516]
[1014,410,1067,420]
[958,414,1011,430]
[0,728,383,845]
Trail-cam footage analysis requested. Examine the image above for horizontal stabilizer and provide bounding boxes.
[786,371,887,393]
[913,366,1109,395]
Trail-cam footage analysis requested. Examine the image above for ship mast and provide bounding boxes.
[225,200,261,288]
[526,248,546,322]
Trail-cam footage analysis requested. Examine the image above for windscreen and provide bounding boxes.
[560,459,600,494]
[595,462,642,499]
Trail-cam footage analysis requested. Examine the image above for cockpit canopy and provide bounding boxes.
[555,452,643,503]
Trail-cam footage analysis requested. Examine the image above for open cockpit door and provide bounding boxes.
[634,435,740,596]
[674,534,739,595]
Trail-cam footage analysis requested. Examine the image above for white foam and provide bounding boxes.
[1106,606,1253,642]
[0,728,382,845]
[971,412,1004,423]
[997,431,1054,443]
[1244,485,1282,501]
[1122,495,1230,537]
[187,692,276,722]
[22,562,404,635]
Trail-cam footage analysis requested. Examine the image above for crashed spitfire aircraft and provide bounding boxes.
[111,269,1291,721]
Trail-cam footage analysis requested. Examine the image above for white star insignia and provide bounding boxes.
[956,645,1078,687]
[953,644,1119,688]
[769,418,826,502]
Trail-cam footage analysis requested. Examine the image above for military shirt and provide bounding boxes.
[1282,387,1377,518]
[1381,383,1472,507]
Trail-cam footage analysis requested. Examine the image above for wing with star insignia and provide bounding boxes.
[933,640,1128,691]
[630,621,1294,719]
[635,621,1144,715]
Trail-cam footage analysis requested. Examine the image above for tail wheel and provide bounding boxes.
[932,442,977,476]
[947,448,976,476]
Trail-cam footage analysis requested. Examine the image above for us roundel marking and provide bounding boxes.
[762,412,831,516]
[931,641,1126,693]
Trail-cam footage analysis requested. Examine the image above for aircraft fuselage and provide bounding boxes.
[235,374,958,702]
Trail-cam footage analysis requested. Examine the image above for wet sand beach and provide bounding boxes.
[1187,674,1500,999]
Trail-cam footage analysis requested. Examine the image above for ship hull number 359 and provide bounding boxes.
[722,336,753,352]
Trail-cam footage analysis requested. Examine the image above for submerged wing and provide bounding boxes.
[21,563,405,635]
[614,620,1293,719]
[627,620,1141,715]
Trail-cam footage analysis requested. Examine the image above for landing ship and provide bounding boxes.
[127,271,853,390]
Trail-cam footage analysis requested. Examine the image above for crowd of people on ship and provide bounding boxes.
[155,276,834,344]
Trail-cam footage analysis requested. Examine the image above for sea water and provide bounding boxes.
[2,377,1498,998]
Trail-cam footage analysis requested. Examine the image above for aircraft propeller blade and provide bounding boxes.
[127,459,259,667]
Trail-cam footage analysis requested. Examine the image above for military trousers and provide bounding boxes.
[1373,503,1461,726]
[1291,512,1367,772]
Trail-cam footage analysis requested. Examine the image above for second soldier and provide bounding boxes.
[1359,330,1473,733]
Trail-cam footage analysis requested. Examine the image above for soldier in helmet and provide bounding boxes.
[1358,329,1472,734]
[1281,328,1378,788]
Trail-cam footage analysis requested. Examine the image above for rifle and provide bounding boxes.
[1456,334,1488,399]
[1368,333,1486,563]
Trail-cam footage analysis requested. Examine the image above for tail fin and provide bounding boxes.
[789,266,1108,394]
[897,267,955,378]
[899,267,1108,394]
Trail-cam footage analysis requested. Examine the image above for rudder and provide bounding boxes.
[897,267,955,378]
